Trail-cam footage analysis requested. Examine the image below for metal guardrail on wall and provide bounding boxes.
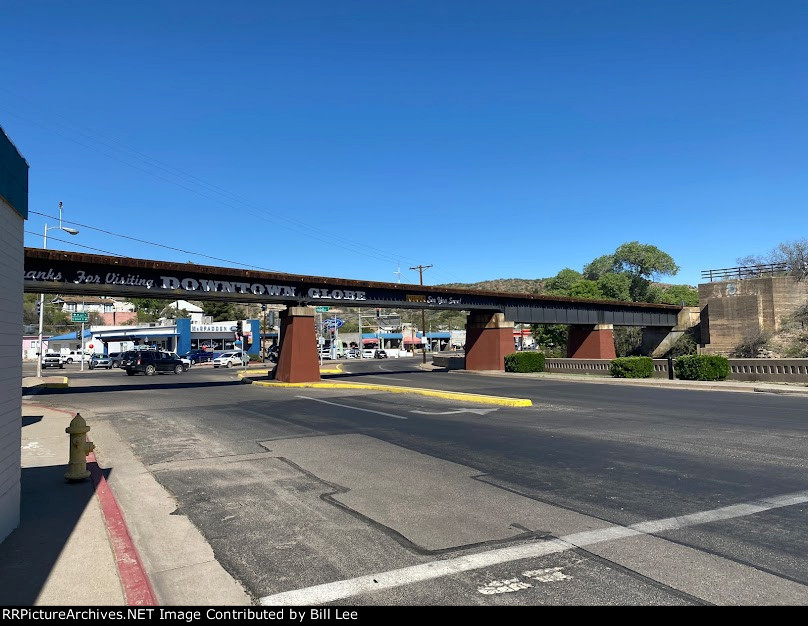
[545,358,808,383]
[700,263,789,282]
[433,354,808,383]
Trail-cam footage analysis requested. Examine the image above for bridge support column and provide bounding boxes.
[275,307,320,383]
[567,324,616,359]
[464,312,514,371]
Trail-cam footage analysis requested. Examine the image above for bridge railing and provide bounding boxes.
[700,263,789,282]
[544,358,808,383]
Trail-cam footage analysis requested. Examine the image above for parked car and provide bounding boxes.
[108,352,122,368]
[212,351,249,368]
[182,349,215,365]
[89,354,113,369]
[120,350,185,376]
[41,352,66,369]
[346,348,360,359]
[362,348,375,359]
[374,349,388,359]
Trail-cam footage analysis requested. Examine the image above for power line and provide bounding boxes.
[24,230,124,257]
[0,98,434,272]
[29,211,281,272]
[0,88,467,284]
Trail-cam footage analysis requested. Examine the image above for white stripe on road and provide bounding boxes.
[259,489,808,606]
[295,396,408,420]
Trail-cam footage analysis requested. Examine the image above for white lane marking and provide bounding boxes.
[410,408,499,416]
[523,567,571,583]
[295,396,408,420]
[478,578,533,595]
[259,488,808,606]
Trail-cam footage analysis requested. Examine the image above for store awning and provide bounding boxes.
[47,329,93,341]
[403,336,424,344]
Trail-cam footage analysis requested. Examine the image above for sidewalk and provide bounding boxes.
[0,377,154,606]
[450,368,808,395]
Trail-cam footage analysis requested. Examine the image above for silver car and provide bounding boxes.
[213,351,249,368]
[89,354,113,369]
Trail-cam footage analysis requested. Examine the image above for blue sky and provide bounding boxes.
[2,1,806,287]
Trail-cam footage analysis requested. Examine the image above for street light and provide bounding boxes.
[36,202,79,378]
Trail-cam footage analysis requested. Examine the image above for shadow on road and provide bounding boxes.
[30,380,245,395]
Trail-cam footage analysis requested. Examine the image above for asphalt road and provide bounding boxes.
[26,358,808,605]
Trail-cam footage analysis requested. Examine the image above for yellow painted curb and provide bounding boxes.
[245,378,531,407]
[43,377,69,388]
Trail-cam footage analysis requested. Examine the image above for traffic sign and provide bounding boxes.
[323,318,344,329]
[71,312,89,323]
[315,306,330,313]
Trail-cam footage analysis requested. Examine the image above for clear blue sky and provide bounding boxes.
[2,1,806,287]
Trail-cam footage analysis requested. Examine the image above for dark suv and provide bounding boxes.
[120,350,185,376]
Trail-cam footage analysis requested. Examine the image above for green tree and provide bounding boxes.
[614,327,643,357]
[568,279,603,299]
[531,324,567,356]
[545,268,582,296]
[203,301,246,322]
[596,273,632,301]
[612,242,679,301]
[129,298,166,323]
[161,306,191,319]
[582,254,615,281]
[738,238,808,279]
[655,284,699,306]
[23,294,70,334]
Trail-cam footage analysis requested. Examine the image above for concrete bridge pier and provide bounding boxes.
[464,312,514,371]
[275,307,321,383]
[567,324,617,359]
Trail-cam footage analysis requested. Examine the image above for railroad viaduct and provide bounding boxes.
[24,248,683,382]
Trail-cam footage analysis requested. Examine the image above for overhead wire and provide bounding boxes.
[3,87,465,283]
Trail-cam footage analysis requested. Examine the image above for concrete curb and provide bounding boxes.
[22,377,69,394]
[88,448,158,606]
[238,372,532,407]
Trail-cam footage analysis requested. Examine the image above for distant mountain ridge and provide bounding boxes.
[436,278,548,294]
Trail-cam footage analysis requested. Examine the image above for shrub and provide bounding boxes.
[731,331,770,358]
[674,355,729,381]
[609,356,653,378]
[504,352,545,373]
[248,353,263,362]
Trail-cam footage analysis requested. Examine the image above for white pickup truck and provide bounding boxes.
[41,353,67,369]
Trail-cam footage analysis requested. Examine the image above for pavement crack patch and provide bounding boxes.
[274,456,553,557]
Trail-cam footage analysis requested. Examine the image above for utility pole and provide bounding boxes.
[358,307,363,359]
[409,264,432,364]
[261,304,267,363]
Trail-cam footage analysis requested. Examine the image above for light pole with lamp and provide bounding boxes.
[36,202,79,378]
